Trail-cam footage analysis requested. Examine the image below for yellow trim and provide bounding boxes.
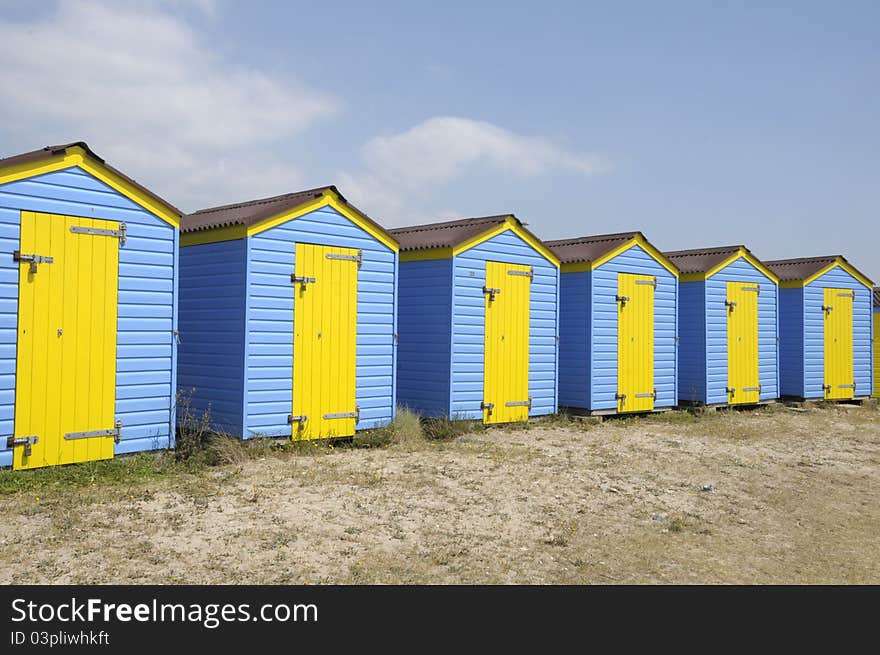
[450,217,560,267]
[0,145,180,228]
[399,247,454,262]
[560,234,678,277]
[778,258,873,290]
[679,249,780,284]
[181,190,399,252]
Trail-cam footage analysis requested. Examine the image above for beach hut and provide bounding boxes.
[0,142,181,469]
[391,215,559,423]
[177,186,398,440]
[873,287,879,399]
[765,256,873,401]
[547,232,679,415]
[663,245,779,406]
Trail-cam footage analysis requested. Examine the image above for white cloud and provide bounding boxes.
[338,116,608,225]
[0,1,338,210]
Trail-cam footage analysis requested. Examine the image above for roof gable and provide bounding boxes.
[0,142,181,227]
[765,256,872,289]
[180,186,398,251]
[546,232,678,277]
[391,215,559,267]
[664,245,778,283]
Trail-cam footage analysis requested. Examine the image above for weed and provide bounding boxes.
[423,416,479,440]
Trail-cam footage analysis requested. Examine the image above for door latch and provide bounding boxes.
[291,275,316,290]
[287,415,308,424]
[482,286,501,302]
[6,435,38,457]
[13,251,54,274]
[480,401,495,414]
[724,300,737,311]
[615,295,630,305]
[821,305,833,315]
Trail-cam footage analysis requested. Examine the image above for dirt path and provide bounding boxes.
[1,404,878,584]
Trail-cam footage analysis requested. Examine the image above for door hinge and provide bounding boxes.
[635,391,656,399]
[64,419,122,444]
[742,386,761,393]
[508,268,533,281]
[70,223,127,246]
[326,250,363,267]
[635,278,657,287]
[837,291,856,299]
[483,286,501,301]
[6,435,38,457]
[742,285,760,294]
[838,384,855,389]
[288,415,308,424]
[505,398,532,408]
[323,407,360,422]
[13,250,54,273]
[291,275,317,289]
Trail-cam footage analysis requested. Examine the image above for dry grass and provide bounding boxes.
[0,402,877,584]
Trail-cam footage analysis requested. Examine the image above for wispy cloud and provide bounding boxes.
[338,116,609,225]
[0,1,339,210]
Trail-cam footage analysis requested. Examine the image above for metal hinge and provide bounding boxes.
[291,275,317,289]
[71,223,127,246]
[743,386,761,393]
[838,384,855,389]
[635,391,656,399]
[288,415,308,424]
[64,419,122,444]
[505,398,532,408]
[483,286,501,301]
[742,285,760,295]
[327,250,363,267]
[508,268,533,281]
[635,278,657,287]
[323,407,360,422]
[837,291,856,299]
[13,250,54,273]
[6,435,38,457]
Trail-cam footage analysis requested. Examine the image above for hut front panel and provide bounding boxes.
[558,270,591,408]
[778,287,805,397]
[873,307,879,398]
[591,245,677,411]
[704,257,778,404]
[0,167,178,467]
[451,230,558,419]
[396,258,453,417]
[177,238,247,435]
[244,206,396,437]
[677,281,708,404]
[803,267,872,399]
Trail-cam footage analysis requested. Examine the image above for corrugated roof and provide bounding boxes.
[545,232,640,263]
[874,286,880,307]
[763,256,841,282]
[0,141,182,216]
[181,186,394,244]
[389,215,512,251]
[663,245,744,274]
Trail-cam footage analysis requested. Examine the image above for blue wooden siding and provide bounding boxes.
[801,266,872,398]
[177,239,246,434]
[702,257,778,404]
[677,281,707,404]
[558,270,591,408]
[0,167,178,467]
[396,258,453,416]
[591,244,677,410]
[243,205,397,437]
[450,230,558,419]
[778,287,805,397]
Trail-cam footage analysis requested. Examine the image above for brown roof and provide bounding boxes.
[389,215,514,251]
[663,245,744,274]
[0,142,181,217]
[763,256,842,282]
[181,186,394,245]
[544,232,640,264]
[874,287,880,308]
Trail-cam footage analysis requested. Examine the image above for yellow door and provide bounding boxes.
[13,212,119,470]
[726,282,760,404]
[483,261,530,424]
[823,288,854,400]
[617,273,655,412]
[292,243,358,440]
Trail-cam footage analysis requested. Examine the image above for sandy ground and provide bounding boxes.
[1,403,878,584]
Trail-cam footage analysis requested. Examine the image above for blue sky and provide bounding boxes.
[0,0,877,279]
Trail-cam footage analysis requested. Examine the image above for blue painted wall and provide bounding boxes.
[677,281,706,404]
[779,266,872,399]
[450,229,559,419]
[177,238,246,434]
[243,205,397,437]
[558,270,590,408]
[677,257,778,405]
[591,245,677,410]
[396,258,453,416]
[0,166,178,467]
